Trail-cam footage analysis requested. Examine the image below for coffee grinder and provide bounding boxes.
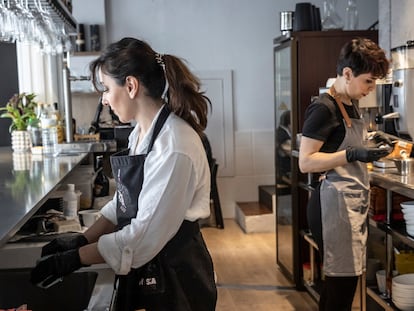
[390,40,414,141]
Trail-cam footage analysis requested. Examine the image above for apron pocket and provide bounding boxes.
[337,188,369,233]
[136,254,166,295]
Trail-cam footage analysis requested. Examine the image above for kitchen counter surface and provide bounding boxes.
[370,167,414,199]
[0,147,88,248]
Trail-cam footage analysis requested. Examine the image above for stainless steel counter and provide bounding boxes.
[0,147,88,248]
[370,167,414,199]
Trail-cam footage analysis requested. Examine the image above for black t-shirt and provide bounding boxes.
[302,93,361,153]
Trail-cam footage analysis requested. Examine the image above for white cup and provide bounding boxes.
[79,209,101,227]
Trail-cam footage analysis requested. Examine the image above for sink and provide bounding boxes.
[0,269,98,311]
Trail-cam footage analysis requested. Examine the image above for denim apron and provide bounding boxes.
[110,106,217,311]
[320,92,370,277]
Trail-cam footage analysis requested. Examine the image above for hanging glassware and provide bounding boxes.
[322,0,344,30]
[0,0,76,53]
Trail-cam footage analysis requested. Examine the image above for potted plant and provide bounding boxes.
[0,93,38,152]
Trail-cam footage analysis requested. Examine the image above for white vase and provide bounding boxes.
[11,130,32,153]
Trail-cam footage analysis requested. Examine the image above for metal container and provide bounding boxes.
[392,158,414,176]
[280,11,294,36]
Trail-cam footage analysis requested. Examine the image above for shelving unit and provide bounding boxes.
[301,231,321,302]
[366,287,394,311]
[366,171,414,311]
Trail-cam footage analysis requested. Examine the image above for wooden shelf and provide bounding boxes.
[366,287,395,311]
[72,51,101,57]
[369,218,414,249]
[72,91,100,96]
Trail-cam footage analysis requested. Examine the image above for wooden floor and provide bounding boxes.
[201,219,318,311]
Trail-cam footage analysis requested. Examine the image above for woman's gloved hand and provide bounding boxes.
[372,131,394,148]
[41,234,88,257]
[346,146,391,163]
[30,249,83,288]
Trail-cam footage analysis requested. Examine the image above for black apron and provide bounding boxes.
[110,106,217,311]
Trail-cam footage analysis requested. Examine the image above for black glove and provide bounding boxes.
[346,146,391,163]
[372,131,394,148]
[41,234,88,257]
[30,249,83,288]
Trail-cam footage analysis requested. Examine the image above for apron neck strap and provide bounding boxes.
[147,105,171,154]
[329,85,352,128]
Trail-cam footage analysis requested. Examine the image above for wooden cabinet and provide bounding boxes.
[273,30,379,291]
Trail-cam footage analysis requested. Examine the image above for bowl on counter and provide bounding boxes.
[79,209,101,227]
[392,158,414,176]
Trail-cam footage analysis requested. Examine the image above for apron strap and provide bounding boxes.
[329,85,352,128]
[147,105,171,154]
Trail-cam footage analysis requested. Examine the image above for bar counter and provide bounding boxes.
[0,147,88,248]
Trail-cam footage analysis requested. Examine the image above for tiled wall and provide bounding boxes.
[217,130,275,219]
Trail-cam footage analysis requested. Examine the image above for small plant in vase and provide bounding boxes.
[0,93,39,152]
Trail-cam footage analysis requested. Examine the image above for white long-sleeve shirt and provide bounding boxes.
[97,110,211,275]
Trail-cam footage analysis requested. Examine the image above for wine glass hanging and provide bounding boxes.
[0,0,75,54]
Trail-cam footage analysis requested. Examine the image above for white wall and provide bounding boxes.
[105,0,378,132]
[73,0,379,218]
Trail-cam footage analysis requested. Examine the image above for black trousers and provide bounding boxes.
[307,184,359,311]
[319,276,359,311]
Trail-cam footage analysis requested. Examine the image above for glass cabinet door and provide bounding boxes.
[274,41,293,277]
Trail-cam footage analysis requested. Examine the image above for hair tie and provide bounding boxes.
[155,53,164,65]
[155,53,169,102]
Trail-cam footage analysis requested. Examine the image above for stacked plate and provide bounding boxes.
[392,273,414,310]
[401,201,414,236]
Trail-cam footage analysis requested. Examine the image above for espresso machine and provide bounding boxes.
[390,40,414,141]
[89,97,133,149]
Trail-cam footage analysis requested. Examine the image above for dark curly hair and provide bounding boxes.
[336,38,389,78]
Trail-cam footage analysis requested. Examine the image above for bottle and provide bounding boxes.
[52,102,65,143]
[63,184,78,220]
[40,103,58,156]
[93,155,109,197]
[89,24,101,52]
[345,0,359,30]
[27,116,42,147]
[75,23,86,52]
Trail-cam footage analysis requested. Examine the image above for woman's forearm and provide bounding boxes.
[83,216,116,244]
[79,242,106,266]
[299,149,348,173]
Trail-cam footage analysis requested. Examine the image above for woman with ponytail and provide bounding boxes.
[31,37,217,311]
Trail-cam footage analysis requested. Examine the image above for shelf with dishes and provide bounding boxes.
[368,180,414,311]
[370,218,414,250]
